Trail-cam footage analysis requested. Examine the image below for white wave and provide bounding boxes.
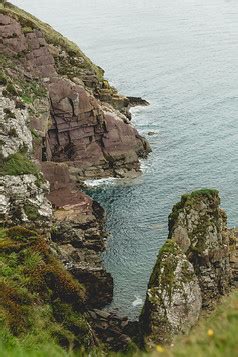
[132,295,143,307]
[84,177,117,187]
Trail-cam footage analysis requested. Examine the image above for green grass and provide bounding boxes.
[0,223,238,356]
[0,225,89,355]
[23,204,41,221]
[181,188,219,204]
[0,152,40,176]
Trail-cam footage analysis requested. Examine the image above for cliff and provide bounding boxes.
[141,189,237,347]
[0,1,150,180]
[0,0,150,353]
[1,2,237,356]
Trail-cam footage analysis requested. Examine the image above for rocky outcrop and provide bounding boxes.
[127,96,150,107]
[0,88,32,158]
[47,77,150,179]
[42,161,113,308]
[228,228,238,287]
[0,6,151,180]
[88,309,133,352]
[0,174,52,228]
[0,1,151,352]
[141,189,235,346]
[0,88,52,229]
[168,189,232,309]
[141,240,201,346]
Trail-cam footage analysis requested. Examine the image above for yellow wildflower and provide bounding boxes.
[207,328,214,337]
[156,344,165,353]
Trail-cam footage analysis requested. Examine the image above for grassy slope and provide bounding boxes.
[1,279,238,356]
[0,227,93,356]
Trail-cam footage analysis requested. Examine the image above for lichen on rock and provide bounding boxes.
[140,240,201,346]
[169,189,232,309]
[141,189,235,347]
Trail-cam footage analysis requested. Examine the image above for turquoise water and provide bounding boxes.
[14,0,238,318]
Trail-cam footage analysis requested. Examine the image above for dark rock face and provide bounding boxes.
[127,96,150,107]
[88,309,133,352]
[141,190,234,346]
[41,162,113,308]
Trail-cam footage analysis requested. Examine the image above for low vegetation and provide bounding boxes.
[0,152,40,176]
[0,225,90,356]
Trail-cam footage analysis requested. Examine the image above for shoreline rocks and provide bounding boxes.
[127,96,150,107]
[41,161,113,308]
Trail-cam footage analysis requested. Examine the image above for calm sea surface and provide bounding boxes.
[13,0,238,318]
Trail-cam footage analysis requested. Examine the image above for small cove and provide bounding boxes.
[13,0,238,319]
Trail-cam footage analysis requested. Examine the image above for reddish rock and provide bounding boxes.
[41,161,113,307]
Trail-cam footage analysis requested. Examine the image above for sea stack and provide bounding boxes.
[141,189,235,346]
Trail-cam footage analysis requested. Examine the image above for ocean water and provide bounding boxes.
[13,0,238,319]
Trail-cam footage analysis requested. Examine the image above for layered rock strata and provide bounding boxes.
[0,1,150,352]
[0,7,151,180]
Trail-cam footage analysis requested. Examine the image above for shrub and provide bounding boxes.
[8,226,37,241]
[24,204,40,221]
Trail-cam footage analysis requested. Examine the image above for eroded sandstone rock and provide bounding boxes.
[0,9,151,179]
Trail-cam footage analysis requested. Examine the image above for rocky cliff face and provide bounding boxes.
[141,189,236,346]
[0,1,150,352]
[0,4,150,180]
[169,189,232,309]
[141,240,201,346]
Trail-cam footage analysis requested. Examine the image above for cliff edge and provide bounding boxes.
[0,1,150,352]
